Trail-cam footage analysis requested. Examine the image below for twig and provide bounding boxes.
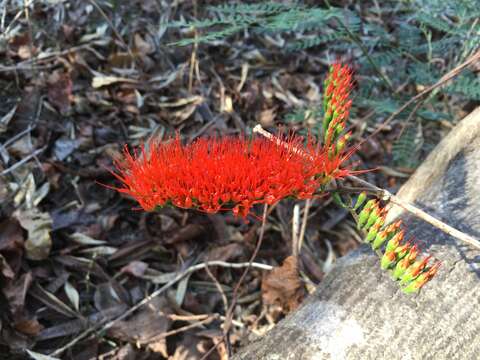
[201,204,269,360]
[0,147,46,177]
[144,315,217,342]
[323,0,394,91]
[49,260,272,357]
[253,124,480,251]
[348,175,480,250]
[396,99,424,140]
[292,204,300,257]
[297,199,312,255]
[372,49,480,135]
[205,264,229,316]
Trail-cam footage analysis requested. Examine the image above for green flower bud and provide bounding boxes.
[364,206,382,230]
[386,230,404,252]
[365,222,382,243]
[392,257,411,280]
[353,192,367,210]
[402,262,440,294]
[399,257,430,286]
[372,230,388,250]
[357,200,377,229]
[381,250,396,270]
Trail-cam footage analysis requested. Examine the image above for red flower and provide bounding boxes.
[111,134,354,217]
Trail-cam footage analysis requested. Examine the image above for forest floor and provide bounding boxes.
[0,1,476,359]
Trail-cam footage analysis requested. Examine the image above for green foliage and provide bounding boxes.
[172,0,480,168]
[170,2,354,48]
[392,122,424,168]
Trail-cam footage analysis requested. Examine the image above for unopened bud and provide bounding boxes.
[402,263,440,294]
[386,230,404,252]
[372,230,388,250]
[399,256,431,286]
[364,206,382,230]
[353,192,367,211]
[365,222,382,243]
[392,257,411,280]
[381,250,397,270]
[357,200,377,229]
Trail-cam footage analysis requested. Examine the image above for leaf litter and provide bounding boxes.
[0,0,456,359]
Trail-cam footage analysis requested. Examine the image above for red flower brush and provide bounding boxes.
[110,63,357,217]
[111,134,354,217]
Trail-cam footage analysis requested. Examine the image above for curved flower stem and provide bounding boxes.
[253,124,480,251]
[348,175,480,250]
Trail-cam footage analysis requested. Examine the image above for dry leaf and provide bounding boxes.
[64,281,80,311]
[14,317,43,336]
[14,208,52,261]
[0,105,17,133]
[47,71,73,114]
[0,254,15,279]
[258,108,276,127]
[107,296,172,358]
[120,261,148,277]
[69,232,106,245]
[261,256,305,313]
[3,272,33,315]
[207,243,244,262]
[0,218,24,275]
[91,75,138,88]
[26,350,60,360]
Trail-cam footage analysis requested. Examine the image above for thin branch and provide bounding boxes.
[0,146,46,177]
[88,0,138,68]
[292,204,300,257]
[298,199,312,255]
[371,49,480,135]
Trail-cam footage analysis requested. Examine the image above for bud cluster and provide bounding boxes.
[323,63,353,155]
[354,192,441,294]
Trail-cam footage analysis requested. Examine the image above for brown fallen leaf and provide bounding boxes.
[120,260,149,277]
[0,218,24,276]
[170,333,211,360]
[47,71,73,114]
[207,243,244,262]
[258,108,276,127]
[13,317,43,336]
[261,256,305,314]
[107,296,172,358]
[14,208,52,261]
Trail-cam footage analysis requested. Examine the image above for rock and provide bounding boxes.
[235,107,480,360]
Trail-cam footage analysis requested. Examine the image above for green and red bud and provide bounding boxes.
[405,244,419,262]
[372,230,388,250]
[365,222,382,243]
[395,241,413,260]
[392,257,411,280]
[399,256,431,285]
[381,250,397,270]
[335,131,351,154]
[402,262,440,294]
[357,200,377,229]
[386,230,404,252]
[383,220,402,240]
[364,206,383,230]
